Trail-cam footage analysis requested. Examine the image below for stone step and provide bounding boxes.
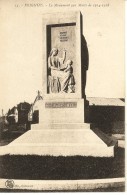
[9,129,105,145]
[0,128,117,157]
[31,123,90,130]
[0,127,117,157]
[2,144,114,157]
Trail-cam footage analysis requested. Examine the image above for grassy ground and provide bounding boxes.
[0,147,124,180]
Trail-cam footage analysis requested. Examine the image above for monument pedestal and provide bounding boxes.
[37,98,85,124]
[0,125,117,157]
[0,100,117,157]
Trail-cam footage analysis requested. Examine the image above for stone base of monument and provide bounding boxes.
[0,123,117,157]
[36,99,86,124]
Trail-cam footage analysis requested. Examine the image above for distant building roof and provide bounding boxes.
[87,97,125,106]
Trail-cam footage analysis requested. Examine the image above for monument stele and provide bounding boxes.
[0,11,117,157]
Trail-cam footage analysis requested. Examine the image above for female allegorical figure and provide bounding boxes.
[48,48,75,93]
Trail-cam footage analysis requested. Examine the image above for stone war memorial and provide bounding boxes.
[0,11,117,157]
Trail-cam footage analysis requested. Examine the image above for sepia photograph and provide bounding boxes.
[0,0,125,192]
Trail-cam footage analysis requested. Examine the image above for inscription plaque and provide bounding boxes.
[59,31,68,42]
[45,102,77,108]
